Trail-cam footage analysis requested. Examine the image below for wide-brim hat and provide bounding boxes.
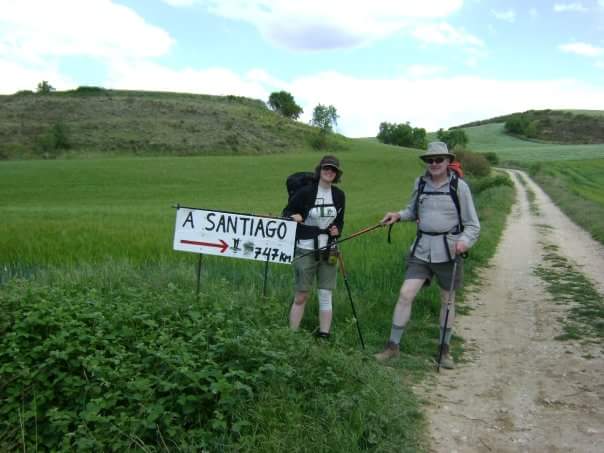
[419,141,455,161]
[319,155,343,174]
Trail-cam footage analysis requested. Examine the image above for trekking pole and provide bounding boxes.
[336,249,365,350]
[292,223,384,263]
[437,255,460,372]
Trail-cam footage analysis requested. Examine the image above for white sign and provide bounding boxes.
[173,207,297,264]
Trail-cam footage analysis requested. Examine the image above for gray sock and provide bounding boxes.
[389,324,405,344]
[439,327,453,344]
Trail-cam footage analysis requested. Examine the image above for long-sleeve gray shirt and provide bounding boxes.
[398,173,480,263]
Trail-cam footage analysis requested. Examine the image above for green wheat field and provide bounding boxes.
[0,139,513,451]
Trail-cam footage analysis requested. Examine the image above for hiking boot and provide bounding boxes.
[439,344,455,369]
[374,341,400,362]
[313,330,331,341]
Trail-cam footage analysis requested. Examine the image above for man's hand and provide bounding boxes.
[455,240,469,255]
[329,225,340,236]
[291,214,303,223]
[380,212,401,225]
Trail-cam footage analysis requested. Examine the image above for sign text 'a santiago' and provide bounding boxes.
[173,207,297,264]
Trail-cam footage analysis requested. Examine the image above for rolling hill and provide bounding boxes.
[0,88,346,159]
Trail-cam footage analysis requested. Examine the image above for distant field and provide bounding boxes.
[463,123,604,163]
[0,142,513,450]
[565,109,604,118]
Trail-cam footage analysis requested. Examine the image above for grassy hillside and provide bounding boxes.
[456,109,604,144]
[462,122,604,163]
[458,122,604,244]
[0,88,345,159]
[0,142,514,451]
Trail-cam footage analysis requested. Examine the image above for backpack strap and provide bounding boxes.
[413,178,427,220]
[449,173,463,232]
[410,173,463,260]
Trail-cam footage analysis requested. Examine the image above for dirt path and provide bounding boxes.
[422,170,604,452]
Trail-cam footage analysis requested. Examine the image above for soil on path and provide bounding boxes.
[421,170,604,452]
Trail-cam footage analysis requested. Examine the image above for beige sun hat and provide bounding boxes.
[419,141,455,161]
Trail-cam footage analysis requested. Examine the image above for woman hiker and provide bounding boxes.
[375,142,480,368]
[283,155,346,339]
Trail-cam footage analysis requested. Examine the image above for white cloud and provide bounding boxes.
[0,58,76,93]
[559,42,604,57]
[287,72,604,136]
[105,59,269,101]
[162,0,196,6]
[103,62,604,138]
[412,23,484,47]
[4,56,604,139]
[0,0,174,63]
[491,9,516,23]
[405,64,448,78]
[193,0,465,50]
[553,3,588,13]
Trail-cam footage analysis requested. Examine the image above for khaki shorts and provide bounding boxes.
[404,255,463,290]
[294,247,338,292]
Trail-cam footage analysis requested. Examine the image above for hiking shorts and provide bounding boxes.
[404,255,463,291]
[294,247,337,292]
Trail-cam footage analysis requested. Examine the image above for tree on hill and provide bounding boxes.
[436,128,469,150]
[376,121,427,149]
[36,81,55,94]
[311,104,338,133]
[504,113,537,138]
[267,91,303,119]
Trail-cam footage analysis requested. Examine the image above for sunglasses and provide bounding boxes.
[321,165,338,172]
[424,157,445,164]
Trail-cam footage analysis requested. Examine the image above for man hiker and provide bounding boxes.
[375,142,480,368]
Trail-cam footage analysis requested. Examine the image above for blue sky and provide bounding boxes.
[1,0,603,137]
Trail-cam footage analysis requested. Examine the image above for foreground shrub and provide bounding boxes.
[456,150,491,178]
[0,273,424,451]
[468,173,513,194]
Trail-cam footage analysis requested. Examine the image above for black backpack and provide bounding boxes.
[285,171,315,203]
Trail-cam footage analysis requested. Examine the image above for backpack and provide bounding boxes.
[448,161,464,178]
[284,171,315,204]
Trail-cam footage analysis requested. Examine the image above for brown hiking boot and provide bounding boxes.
[374,341,400,362]
[439,344,455,369]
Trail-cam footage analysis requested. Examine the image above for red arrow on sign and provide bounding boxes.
[180,239,229,253]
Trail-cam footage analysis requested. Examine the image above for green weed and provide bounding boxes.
[534,252,604,342]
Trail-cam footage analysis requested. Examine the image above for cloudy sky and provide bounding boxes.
[1,0,604,137]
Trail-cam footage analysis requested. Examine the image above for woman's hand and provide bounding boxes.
[380,212,401,225]
[291,214,303,223]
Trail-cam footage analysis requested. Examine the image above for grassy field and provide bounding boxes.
[0,142,513,451]
[463,123,604,163]
[460,123,604,244]
[529,159,604,244]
